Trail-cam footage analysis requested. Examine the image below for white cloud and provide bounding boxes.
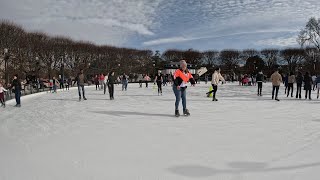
[255,36,299,47]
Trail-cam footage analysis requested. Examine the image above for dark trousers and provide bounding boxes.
[146,82,148,88]
[272,86,279,99]
[207,84,218,99]
[108,83,114,99]
[15,90,21,105]
[65,84,70,90]
[257,82,263,95]
[313,83,317,91]
[104,83,107,94]
[296,83,302,98]
[78,85,85,98]
[60,83,64,90]
[305,89,312,99]
[157,81,162,94]
[287,83,294,97]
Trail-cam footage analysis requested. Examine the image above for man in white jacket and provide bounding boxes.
[206,67,226,101]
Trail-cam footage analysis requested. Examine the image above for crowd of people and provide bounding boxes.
[2,60,320,118]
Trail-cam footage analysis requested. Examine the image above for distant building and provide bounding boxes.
[162,62,196,75]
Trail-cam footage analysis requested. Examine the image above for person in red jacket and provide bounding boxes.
[173,60,196,117]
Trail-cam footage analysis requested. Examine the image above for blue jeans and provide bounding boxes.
[122,82,128,91]
[173,85,187,110]
[78,85,85,98]
[15,89,21,105]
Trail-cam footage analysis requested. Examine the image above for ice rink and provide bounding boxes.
[1,82,320,180]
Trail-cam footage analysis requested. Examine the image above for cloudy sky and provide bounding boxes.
[1,0,319,51]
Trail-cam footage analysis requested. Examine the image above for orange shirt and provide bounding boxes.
[174,69,193,83]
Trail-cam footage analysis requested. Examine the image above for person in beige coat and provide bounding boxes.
[287,72,295,97]
[270,69,283,101]
[206,67,225,101]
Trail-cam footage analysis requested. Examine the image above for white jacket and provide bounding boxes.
[211,71,225,85]
[0,87,8,93]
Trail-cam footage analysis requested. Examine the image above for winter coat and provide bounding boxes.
[288,75,296,84]
[75,73,86,86]
[211,71,225,85]
[315,76,320,84]
[270,72,282,86]
[256,73,264,82]
[173,69,195,87]
[304,75,312,90]
[10,79,22,92]
[108,75,116,84]
[0,87,8,93]
[296,74,303,84]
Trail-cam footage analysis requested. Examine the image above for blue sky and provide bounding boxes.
[1,0,319,52]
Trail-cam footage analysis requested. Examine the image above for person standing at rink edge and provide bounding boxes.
[271,69,282,101]
[173,60,196,117]
[256,71,264,96]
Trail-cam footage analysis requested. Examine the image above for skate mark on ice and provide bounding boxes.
[92,110,174,118]
[168,161,320,177]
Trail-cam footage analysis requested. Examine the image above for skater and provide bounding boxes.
[283,73,289,94]
[316,75,320,99]
[303,72,312,100]
[205,75,209,84]
[103,73,108,95]
[74,69,87,101]
[107,71,115,100]
[287,72,295,97]
[59,77,64,90]
[52,77,59,93]
[121,73,128,91]
[10,74,22,107]
[94,75,100,90]
[206,67,225,101]
[154,71,163,95]
[296,72,303,99]
[0,82,8,108]
[271,69,282,101]
[312,74,317,91]
[256,71,264,96]
[144,74,150,88]
[173,60,196,117]
[99,73,105,91]
[65,78,71,91]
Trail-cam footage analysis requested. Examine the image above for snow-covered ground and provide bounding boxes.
[1,82,320,180]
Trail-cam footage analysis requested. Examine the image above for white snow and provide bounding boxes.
[1,82,320,180]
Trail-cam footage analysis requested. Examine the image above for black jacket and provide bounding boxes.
[296,75,303,84]
[11,79,22,91]
[256,73,264,82]
[108,75,116,84]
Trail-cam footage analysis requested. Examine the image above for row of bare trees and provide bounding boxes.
[0,21,154,83]
[161,47,319,75]
[0,17,319,82]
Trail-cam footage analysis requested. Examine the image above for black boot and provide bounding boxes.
[183,109,190,116]
[175,110,180,117]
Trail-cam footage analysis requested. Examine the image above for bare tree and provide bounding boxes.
[219,50,241,70]
[280,48,306,72]
[202,50,219,67]
[261,49,279,70]
[298,17,320,51]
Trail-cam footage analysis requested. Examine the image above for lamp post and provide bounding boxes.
[35,56,40,91]
[4,48,9,86]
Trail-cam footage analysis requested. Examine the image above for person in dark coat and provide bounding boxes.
[107,71,116,100]
[295,72,303,99]
[256,71,264,96]
[10,74,22,107]
[303,72,313,100]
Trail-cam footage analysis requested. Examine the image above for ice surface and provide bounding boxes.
[1,82,320,180]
